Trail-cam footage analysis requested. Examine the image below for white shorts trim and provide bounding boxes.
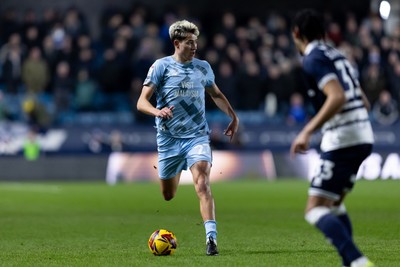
[308,188,340,201]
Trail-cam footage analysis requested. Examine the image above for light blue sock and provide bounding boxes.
[204,220,217,242]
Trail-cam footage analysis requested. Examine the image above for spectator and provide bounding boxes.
[236,60,264,110]
[0,8,21,42]
[387,61,400,111]
[217,11,237,44]
[343,13,361,47]
[21,46,50,94]
[326,21,343,46]
[39,7,60,39]
[53,61,74,118]
[41,35,59,91]
[286,92,307,125]
[0,33,25,93]
[0,91,12,120]
[361,63,386,106]
[215,60,238,109]
[63,7,89,41]
[100,12,124,48]
[23,26,41,51]
[74,68,98,111]
[23,129,41,161]
[372,90,399,125]
[75,48,97,77]
[22,96,52,132]
[265,62,294,116]
[97,48,130,111]
[0,4,399,129]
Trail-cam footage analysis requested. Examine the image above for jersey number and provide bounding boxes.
[312,159,335,187]
[334,59,360,99]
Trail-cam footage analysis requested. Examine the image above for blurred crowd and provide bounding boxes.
[0,3,400,133]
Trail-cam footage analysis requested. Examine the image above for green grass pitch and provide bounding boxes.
[0,179,399,267]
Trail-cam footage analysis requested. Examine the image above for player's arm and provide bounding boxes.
[290,79,345,156]
[206,84,239,141]
[360,88,371,111]
[303,79,346,133]
[136,84,174,119]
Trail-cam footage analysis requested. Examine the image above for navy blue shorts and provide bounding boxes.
[308,144,373,201]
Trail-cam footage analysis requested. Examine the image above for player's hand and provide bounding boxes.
[156,106,174,119]
[224,118,239,142]
[290,130,311,158]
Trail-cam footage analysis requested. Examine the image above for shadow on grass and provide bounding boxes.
[220,248,332,256]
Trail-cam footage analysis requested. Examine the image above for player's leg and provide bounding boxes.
[305,145,374,267]
[185,137,218,255]
[190,160,218,255]
[157,135,185,201]
[332,194,353,238]
[160,172,182,201]
[190,160,214,221]
[332,196,375,267]
[332,194,354,267]
[305,195,364,266]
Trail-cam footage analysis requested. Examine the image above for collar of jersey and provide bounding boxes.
[304,40,323,56]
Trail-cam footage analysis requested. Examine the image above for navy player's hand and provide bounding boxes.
[290,129,312,158]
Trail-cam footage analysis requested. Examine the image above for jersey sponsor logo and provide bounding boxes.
[180,81,194,89]
[174,89,199,97]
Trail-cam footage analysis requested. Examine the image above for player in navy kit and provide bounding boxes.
[290,9,375,267]
[137,20,239,256]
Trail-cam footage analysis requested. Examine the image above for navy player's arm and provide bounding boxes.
[137,84,174,119]
[360,88,371,111]
[304,79,346,133]
[206,83,239,140]
[291,79,345,156]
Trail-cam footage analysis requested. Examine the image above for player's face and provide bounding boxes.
[178,33,197,62]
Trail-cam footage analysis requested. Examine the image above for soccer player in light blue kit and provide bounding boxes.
[290,9,375,267]
[137,20,239,256]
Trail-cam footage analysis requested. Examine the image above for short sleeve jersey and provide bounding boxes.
[143,56,214,138]
[302,41,374,152]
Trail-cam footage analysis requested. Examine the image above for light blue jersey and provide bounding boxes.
[144,56,214,138]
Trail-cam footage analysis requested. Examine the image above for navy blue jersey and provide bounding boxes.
[301,41,374,152]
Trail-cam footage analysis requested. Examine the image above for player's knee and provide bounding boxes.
[305,206,331,225]
[195,179,210,195]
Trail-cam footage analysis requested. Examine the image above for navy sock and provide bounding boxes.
[316,213,362,264]
[337,213,354,266]
[338,213,353,236]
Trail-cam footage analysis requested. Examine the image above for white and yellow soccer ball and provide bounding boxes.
[148,229,177,256]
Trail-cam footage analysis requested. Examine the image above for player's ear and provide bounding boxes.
[173,39,180,48]
[292,26,300,39]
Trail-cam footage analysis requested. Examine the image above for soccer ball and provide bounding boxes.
[148,229,177,256]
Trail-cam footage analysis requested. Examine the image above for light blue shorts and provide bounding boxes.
[157,135,212,179]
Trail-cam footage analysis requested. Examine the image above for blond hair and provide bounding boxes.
[169,20,199,41]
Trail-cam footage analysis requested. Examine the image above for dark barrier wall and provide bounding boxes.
[0,120,399,181]
[0,155,108,181]
[0,120,399,154]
